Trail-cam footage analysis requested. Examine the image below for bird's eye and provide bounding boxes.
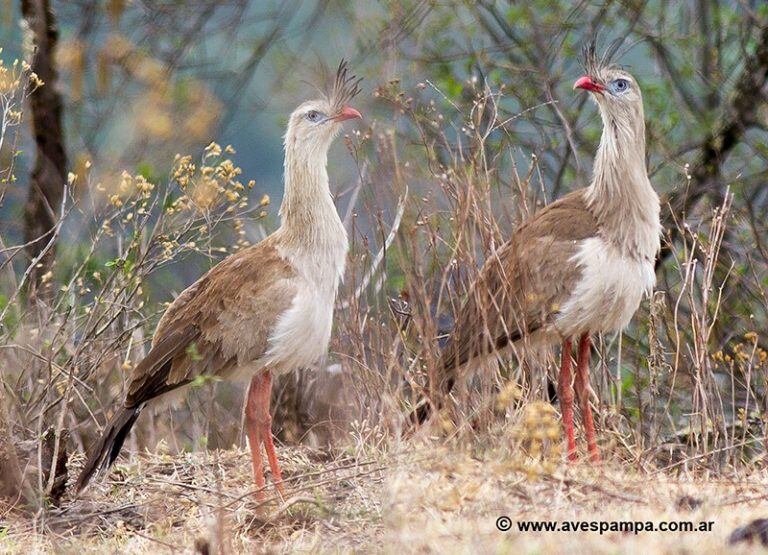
[306,110,324,123]
[611,78,630,94]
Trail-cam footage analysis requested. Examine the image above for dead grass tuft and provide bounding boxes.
[3,442,768,553]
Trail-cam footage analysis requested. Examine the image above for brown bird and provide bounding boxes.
[413,46,661,463]
[76,61,362,495]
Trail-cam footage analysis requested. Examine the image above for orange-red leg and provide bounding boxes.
[258,372,285,495]
[246,375,267,499]
[558,338,577,462]
[245,371,286,499]
[575,333,600,463]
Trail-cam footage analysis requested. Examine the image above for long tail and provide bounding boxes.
[75,406,140,493]
[405,344,459,430]
[406,378,454,428]
[406,327,523,429]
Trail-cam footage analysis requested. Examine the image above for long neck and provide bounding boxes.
[278,146,346,251]
[586,107,660,257]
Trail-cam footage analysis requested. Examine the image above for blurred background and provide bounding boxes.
[1,0,767,504]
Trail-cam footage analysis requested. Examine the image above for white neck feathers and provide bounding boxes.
[277,144,348,255]
[586,105,661,259]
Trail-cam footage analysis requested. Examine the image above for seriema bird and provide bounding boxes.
[76,61,362,495]
[412,45,661,463]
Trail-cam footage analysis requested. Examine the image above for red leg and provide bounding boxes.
[245,375,267,499]
[256,371,286,497]
[558,338,577,462]
[575,333,600,463]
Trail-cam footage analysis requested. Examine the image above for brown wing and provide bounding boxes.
[440,189,599,375]
[125,239,296,408]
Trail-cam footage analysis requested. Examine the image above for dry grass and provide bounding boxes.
[3,437,768,554]
[3,34,768,555]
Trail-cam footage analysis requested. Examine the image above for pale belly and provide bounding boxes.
[556,237,656,337]
[261,286,336,373]
[222,289,335,381]
[225,235,347,381]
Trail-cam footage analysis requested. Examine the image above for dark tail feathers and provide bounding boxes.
[406,326,527,431]
[404,374,455,431]
[75,406,140,493]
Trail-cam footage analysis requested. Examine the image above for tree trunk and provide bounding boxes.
[20,0,68,297]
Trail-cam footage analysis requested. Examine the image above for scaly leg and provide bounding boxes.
[256,371,286,497]
[558,338,577,462]
[575,333,600,463]
[245,375,267,499]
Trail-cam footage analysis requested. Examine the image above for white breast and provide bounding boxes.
[262,287,335,373]
[556,236,656,337]
[261,237,348,374]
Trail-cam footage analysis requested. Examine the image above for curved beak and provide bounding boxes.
[573,76,605,94]
[332,105,362,122]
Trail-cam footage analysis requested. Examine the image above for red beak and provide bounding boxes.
[333,105,362,122]
[573,76,605,94]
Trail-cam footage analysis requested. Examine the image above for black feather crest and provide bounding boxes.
[324,59,363,112]
[580,36,625,75]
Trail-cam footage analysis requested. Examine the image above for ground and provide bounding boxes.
[3,437,768,554]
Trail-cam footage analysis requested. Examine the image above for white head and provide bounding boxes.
[284,60,363,160]
[572,41,660,255]
[573,42,645,145]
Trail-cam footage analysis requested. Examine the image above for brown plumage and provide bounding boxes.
[439,191,599,373]
[412,44,661,464]
[411,190,599,424]
[76,61,362,494]
[126,241,295,403]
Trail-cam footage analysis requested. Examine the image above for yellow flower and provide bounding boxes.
[204,142,222,157]
[135,175,155,194]
[119,170,132,193]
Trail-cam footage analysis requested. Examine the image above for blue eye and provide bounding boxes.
[306,110,324,122]
[611,78,630,94]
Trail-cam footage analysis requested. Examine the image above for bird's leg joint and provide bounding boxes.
[245,404,272,428]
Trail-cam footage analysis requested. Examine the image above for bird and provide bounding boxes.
[410,44,661,463]
[75,60,362,495]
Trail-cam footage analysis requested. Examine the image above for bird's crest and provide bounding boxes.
[321,59,363,113]
[580,36,624,76]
